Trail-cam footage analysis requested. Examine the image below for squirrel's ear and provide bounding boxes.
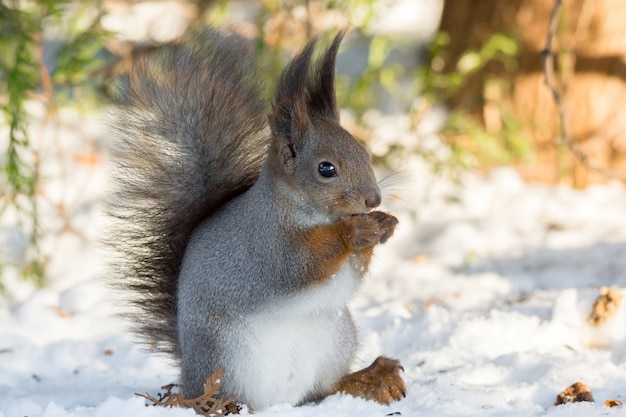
[306,30,345,122]
[269,38,316,159]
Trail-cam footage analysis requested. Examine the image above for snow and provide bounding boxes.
[3,0,626,411]
[2,107,626,417]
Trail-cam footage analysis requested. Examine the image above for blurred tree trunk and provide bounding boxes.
[439,0,626,187]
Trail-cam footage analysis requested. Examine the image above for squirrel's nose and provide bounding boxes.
[365,191,381,208]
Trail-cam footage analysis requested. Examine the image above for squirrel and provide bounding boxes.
[107,28,405,410]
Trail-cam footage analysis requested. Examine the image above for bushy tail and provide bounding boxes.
[106,29,269,357]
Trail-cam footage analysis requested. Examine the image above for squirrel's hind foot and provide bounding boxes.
[336,356,406,404]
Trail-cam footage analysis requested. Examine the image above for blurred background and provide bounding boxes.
[1,0,626,291]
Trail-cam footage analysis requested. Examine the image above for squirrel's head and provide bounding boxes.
[268,31,381,221]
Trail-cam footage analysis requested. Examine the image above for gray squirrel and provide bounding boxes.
[108,28,405,410]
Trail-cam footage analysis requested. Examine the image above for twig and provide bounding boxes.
[541,0,626,180]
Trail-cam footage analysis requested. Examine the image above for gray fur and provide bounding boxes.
[109,29,386,409]
[178,172,360,406]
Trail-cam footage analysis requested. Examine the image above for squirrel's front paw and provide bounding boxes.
[336,356,406,404]
[341,211,398,250]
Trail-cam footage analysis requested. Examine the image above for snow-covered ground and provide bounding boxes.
[1,104,626,417]
[2,1,626,414]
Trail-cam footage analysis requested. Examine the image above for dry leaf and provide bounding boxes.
[137,367,243,416]
[52,306,73,318]
[554,381,594,406]
[74,153,101,165]
[605,399,622,407]
[588,287,623,327]
[412,254,429,264]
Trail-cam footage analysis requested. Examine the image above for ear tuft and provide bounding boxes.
[306,30,345,121]
[269,31,346,158]
[269,38,317,152]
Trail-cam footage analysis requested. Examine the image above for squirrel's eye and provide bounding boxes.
[318,161,337,178]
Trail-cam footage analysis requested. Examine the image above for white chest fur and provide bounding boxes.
[226,262,360,409]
